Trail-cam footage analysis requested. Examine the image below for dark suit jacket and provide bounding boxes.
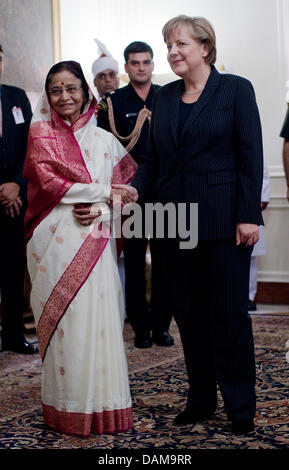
[132,66,264,241]
[0,84,32,202]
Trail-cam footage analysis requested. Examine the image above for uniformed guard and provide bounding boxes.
[98,41,174,349]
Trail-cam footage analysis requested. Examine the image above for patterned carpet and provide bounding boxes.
[0,314,289,450]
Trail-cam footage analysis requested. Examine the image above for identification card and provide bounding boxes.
[12,106,25,124]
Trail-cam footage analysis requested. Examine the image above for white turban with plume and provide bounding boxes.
[91,39,119,77]
[219,62,234,74]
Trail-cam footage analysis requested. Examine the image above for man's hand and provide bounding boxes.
[73,203,102,226]
[236,223,259,247]
[108,184,139,208]
[261,202,268,211]
[0,182,20,206]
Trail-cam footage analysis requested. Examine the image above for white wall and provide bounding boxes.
[60,0,289,284]
[60,0,288,168]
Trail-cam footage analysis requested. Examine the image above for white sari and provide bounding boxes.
[24,90,137,436]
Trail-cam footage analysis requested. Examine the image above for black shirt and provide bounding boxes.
[280,106,289,140]
[97,82,160,164]
[178,100,195,142]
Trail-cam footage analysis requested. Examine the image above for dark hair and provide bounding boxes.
[45,61,89,105]
[0,44,3,53]
[123,41,153,63]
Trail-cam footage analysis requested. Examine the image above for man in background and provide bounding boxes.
[91,38,129,306]
[98,41,174,349]
[0,44,37,354]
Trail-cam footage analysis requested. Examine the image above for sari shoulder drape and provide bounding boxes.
[24,106,95,241]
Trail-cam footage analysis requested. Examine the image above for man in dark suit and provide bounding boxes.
[131,16,263,435]
[98,41,174,349]
[0,44,37,354]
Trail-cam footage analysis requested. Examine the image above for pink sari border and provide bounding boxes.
[113,153,138,259]
[24,103,96,242]
[25,180,73,242]
[113,153,138,184]
[50,106,93,183]
[71,96,97,133]
[37,227,110,361]
[42,403,133,437]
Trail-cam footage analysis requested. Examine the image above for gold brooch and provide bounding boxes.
[98,101,108,112]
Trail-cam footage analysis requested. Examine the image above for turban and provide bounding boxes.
[219,62,234,74]
[91,39,119,77]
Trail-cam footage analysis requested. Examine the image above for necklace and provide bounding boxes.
[184,89,203,96]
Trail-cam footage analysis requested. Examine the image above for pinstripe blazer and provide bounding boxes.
[132,65,264,241]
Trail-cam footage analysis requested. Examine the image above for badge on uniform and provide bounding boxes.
[12,106,25,124]
[98,101,107,112]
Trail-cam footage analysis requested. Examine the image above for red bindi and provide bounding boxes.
[61,82,64,85]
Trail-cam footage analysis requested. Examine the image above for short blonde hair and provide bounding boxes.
[162,15,216,65]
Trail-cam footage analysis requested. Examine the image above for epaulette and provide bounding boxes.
[103,90,115,98]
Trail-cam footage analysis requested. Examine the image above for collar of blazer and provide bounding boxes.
[170,65,220,145]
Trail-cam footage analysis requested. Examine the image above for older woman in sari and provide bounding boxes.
[24,61,137,437]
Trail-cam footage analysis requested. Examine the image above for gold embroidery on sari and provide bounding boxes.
[113,154,138,184]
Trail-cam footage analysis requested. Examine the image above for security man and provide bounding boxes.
[97,41,174,349]
[0,44,37,353]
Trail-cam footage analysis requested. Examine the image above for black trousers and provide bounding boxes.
[155,237,256,422]
[123,236,172,337]
[0,208,26,346]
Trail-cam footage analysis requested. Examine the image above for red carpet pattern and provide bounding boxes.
[0,315,289,449]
